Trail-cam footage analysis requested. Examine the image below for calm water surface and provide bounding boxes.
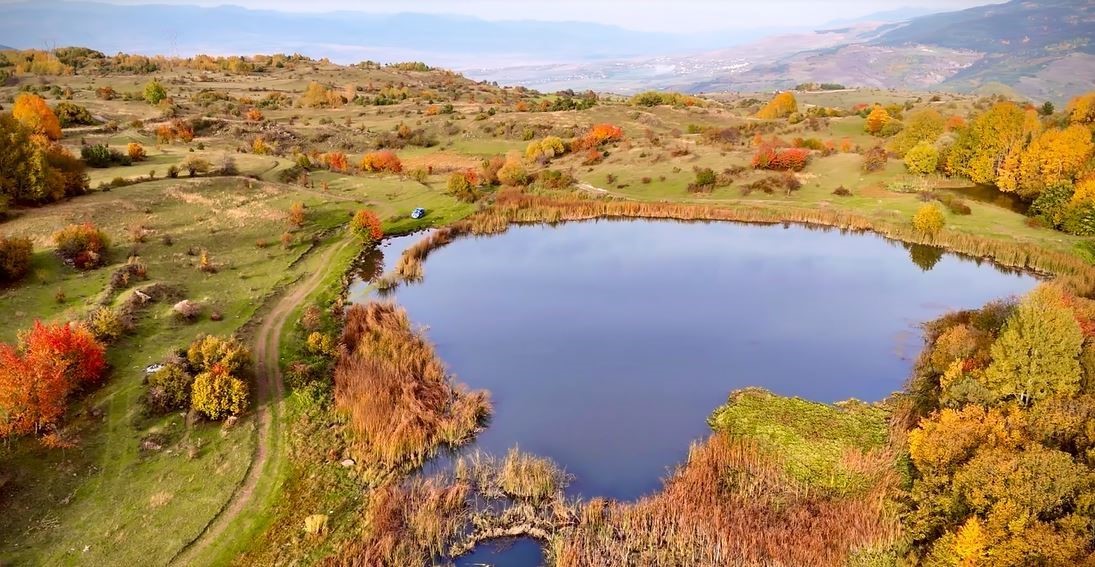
[349,220,1036,565]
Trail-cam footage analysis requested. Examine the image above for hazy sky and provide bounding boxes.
[49,0,1004,33]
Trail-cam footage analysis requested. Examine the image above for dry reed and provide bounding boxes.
[335,302,491,475]
[551,432,901,567]
[386,189,1095,298]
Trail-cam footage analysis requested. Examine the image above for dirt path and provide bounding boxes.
[171,238,352,566]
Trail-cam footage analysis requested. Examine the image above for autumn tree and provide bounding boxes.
[913,204,945,235]
[360,150,403,173]
[52,102,95,127]
[983,285,1083,404]
[181,155,211,177]
[755,92,797,119]
[1014,125,1094,198]
[323,151,349,172]
[904,141,940,175]
[126,142,146,162]
[1066,91,1095,126]
[946,102,1037,186]
[572,123,623,150]
[287,202,306,228]
[861,146,888,172]
[903,287,1095,565]
[497,153,529,186]
[187,335,251,375]
[143,80,167,105]
[0,121,89,203]
[12,93,62,141]
[191,366,249,420]
[888,108,944,156]
[525,136,566,163]
[446,171,479,202]
[350,209,383,243]
[0,321,106,438]
[864,105,891,135]
[0,234,33,284]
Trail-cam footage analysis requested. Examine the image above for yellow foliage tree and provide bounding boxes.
[945,102,1028,186]
[191,367,249,420]
[1066,91,1095,126]
[1016,125,1094,198]
[1070,174,1095,205]
[912,204,945,235]
[755,92,797,119]
[953,517,986,567]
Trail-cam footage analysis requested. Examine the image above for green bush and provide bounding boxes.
[53,101,96,127]
[1030,182,1075,228]
[80,144,131,168]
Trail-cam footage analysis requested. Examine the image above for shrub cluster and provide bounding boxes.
[142,335,251,419]
[51,222,109,270]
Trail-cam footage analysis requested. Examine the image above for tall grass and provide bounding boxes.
[385,189,1095,296]
[552,432,900,566]
[323,478,470,567]
[335,302,491,476]
[326,435,897,566]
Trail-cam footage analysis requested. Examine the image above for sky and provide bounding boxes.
[50,0,1004,33]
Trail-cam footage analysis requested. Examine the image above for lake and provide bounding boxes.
[348,219,1037,565]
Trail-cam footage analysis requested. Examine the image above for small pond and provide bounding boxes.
[348,219,1037,565]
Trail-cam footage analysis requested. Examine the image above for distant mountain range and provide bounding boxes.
[0,0,783,68]
[0,0,1091,102]
[471,0,1095,103]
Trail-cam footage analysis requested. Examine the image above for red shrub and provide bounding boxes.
[751,144,809,171]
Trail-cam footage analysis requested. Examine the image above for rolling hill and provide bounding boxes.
[472,0,1094,102]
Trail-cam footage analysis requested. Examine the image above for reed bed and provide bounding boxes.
[551,432,901,567]
[323,477,471,567]
[385,189,1095,298]
[335,302,491,476]
[327,434,898,566]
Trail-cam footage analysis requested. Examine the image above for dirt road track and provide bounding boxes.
[170,238,351,565]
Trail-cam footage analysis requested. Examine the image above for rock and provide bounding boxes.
[340,458,355,468]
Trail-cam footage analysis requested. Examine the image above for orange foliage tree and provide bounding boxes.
[572,123,623,151]
[0,321,106,438]
[865,106,891,135]
[360,150,403,173]
[350,209,383,243]
[323,151,349,172]
[12,93,62,141]
[126,142,146,161]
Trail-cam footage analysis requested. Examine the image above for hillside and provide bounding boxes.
[471,0,1094,103]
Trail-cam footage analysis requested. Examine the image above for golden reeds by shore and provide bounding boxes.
[382,189,1095,294]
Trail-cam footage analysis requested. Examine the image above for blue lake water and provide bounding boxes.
[349,219,1037,565]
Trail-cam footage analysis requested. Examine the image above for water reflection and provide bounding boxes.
[904,242,945,272]
[348,220,1037,503]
